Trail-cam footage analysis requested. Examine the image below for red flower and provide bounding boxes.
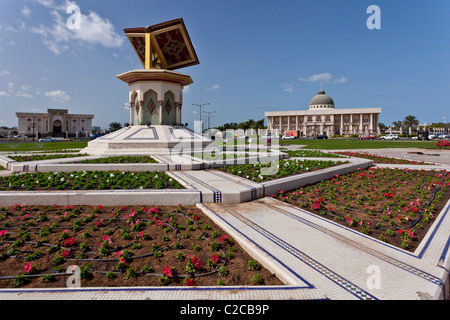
[220,235,228,243]
[211,254,219,263]
[61,249,70,258]
[163,265,173,277]
[185,278,194,286]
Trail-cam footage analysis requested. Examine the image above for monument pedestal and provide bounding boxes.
[83,125,212,156]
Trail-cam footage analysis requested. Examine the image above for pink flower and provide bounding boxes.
[117,250,123,258]
[24,262,33,273]
[139,231,144,237]
[120,258,126,263]
[61,249,70,258]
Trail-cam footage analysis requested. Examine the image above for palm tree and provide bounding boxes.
[403,115,419,128]
[391,121,403,130]
[403,115,419,134]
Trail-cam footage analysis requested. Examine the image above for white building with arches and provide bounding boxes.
[16,109,94,137]
[265,90,381,137]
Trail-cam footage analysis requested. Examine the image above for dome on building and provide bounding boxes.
[309,90,335,109]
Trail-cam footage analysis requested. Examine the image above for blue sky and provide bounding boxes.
[0,0,449,130]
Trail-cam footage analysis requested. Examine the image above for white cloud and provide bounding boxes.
[21,6,32,18]
[281,83,295,93]
[298,73,348,84]
[206,84,219,91]
[31,0,124,55]
[0,91,10,97]
[20,84,32,91]
[0,70,11,76]
[15,92,33,99]
[299,73,334,83]
[44,90,71,103]
[333,76,348,84]
[35,0,55,8]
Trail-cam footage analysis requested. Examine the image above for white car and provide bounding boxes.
[281,135,294,139]
[380,134,399,140]
[411,136,419,140]
[39,137,56,142]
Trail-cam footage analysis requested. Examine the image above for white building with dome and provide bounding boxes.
[265,89,381,137]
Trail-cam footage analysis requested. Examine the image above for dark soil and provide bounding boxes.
[0,204,284,288]
[274,167,450,252]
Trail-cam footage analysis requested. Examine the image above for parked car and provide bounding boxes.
[314,135,328,140]
[380,134,398,140]
[358,135,377,140]
[411,136,419,140]
[38,137,56,142]
[281,134,294,140]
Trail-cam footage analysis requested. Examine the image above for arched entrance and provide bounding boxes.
[53,120,62,134]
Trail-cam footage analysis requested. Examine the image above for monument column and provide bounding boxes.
[130,103,134,125]
[175,102,180,124]
[158,101,163,125]
[139,101,145,125]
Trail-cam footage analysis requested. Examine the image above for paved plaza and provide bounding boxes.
[0,147,449,300]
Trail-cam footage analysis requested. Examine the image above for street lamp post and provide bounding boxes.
[203,111,216,129]
[192,103,209,132]
[31,122,36,142]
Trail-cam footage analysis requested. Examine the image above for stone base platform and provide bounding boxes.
[83,125,213,156]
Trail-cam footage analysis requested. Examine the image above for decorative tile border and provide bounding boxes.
[211,205,377,300]
[264,198,445,288]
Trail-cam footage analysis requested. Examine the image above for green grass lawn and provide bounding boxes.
[280,139,438,150]
[0,141,88,152]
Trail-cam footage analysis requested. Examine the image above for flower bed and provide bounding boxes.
[219,159,348,183]
[271,167,450,251]
[436,140,450,149]
[0,204,283,288]
[0,171,183,191]
[69,156,158,164]
[283,149,348,158]
[10,154,88,162]
[333,151,432,165]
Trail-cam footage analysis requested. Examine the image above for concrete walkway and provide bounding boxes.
[0,148,449,300]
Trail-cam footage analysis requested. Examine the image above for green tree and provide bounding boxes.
[108,122,122,132]
[403,115,419,129]
[391,121,403,130]
[378,123,387,132]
